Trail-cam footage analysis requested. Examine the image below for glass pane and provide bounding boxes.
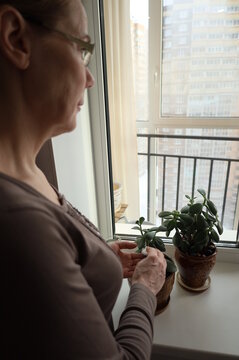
[138,155,148,219]
[130,0,149,121]
[152,127,239,241]
[161,1,239,117]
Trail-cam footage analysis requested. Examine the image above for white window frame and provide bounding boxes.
[83,0,113,240]
[135,0,239,237]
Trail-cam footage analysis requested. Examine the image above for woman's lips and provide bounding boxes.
[77,102,84,111]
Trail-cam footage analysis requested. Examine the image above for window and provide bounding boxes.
[178,23,188,32]
[160,2,239,120]
[102,0,239,247]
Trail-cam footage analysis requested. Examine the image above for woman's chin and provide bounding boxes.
[52,117,77,137]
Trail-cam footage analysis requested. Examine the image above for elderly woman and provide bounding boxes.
[0,1,166,359]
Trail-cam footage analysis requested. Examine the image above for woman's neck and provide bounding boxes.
[0,138,60,206]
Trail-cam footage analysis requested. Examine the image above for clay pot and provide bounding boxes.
[155,272,175,315]
[175,247,217,289]
[128,272,175,315]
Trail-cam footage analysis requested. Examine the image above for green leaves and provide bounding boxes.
[158,211,173,218]
[180,239,190,253]
[132,216,177,274]
[189,202,203,215]
[135,188,222,258]
[210,228,220,242]
[179,213,194,225]
[136,235,145,252]
[180,205,189,213]
[193,230,209,245]
[155,188,223,256]
[197,188,206,197]
[189,230,209,254]
[133,217,146,236]
[167,219,176,231]
[202,211,216,222]
[155,225,168,232]
[196,214,208,229]
[207,200,218,216]
[136,216,145,225]
[162,219,172,227]
[216,221,223,235]
[150,237,166,252]
[133,216,167,253]
[172,231,181,247]
[144,230,156,241]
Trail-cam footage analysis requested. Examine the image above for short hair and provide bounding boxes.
[0,0,70,25]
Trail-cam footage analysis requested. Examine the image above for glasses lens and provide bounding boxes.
[83,51,91,66]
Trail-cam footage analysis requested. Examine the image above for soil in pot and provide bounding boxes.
[175,247,217,289]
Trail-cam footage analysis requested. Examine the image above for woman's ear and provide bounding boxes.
[0,6,31,69]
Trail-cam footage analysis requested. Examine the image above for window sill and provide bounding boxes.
[116,223,238,244]
[112,250,239,359]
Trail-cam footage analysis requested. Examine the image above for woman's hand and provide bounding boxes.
[131,247,167,295]
[109,241,144,278]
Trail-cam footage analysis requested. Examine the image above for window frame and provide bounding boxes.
[83,0,114,240]
[85,0,239,249]
[133,0,239,245]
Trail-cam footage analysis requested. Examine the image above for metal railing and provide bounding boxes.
[137,133,239,245]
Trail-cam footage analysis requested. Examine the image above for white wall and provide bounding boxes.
[52,93,98,226]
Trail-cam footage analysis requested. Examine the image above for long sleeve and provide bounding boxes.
[0,174,157,360]
[1,208,156,359]
[115,284,157,359]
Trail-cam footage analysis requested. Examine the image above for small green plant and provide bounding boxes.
[158,189,223,256]
[132,217,177,275]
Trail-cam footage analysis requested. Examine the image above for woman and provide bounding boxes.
[0,1,167,359]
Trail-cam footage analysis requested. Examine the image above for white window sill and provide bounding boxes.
[116,223,238,244]
[112,247,239,359]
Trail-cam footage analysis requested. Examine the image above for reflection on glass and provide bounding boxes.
[161,0,239,117]
[130,0,149,121]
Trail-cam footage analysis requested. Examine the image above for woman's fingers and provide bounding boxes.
[131,248,167,295]
[131,252,144,259]
[117,241,137,249]
[131,257,143,266]
[125,270,134,278]
[146,246,167,269]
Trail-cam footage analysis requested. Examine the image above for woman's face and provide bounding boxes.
[27,0,94,137]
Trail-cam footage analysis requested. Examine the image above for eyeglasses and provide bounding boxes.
[23,17,95,66]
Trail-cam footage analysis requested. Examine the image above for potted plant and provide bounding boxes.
[158,188,223,290]
[132,217,177,314]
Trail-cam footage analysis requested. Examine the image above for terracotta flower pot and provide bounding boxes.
[175,247,217,289]
[128,272,175,315]
[155,272,175,314]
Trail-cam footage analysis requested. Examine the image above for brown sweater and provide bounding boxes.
[0,173,156,359]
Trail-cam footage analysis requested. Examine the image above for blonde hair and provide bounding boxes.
[0,0,70,25]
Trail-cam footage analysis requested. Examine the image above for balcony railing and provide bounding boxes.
[137,133,239,245]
